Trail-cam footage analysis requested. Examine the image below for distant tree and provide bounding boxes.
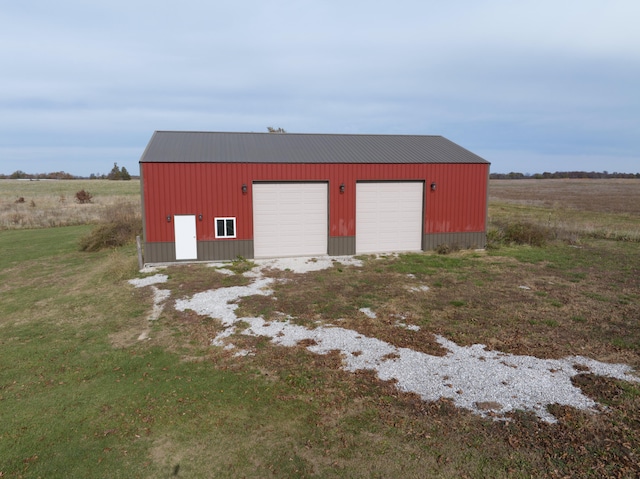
[507,172,525,179]
[490,170,640,180]
[106,163,132,180]
[108,162,121,180]
[10,170,28,179]
[44,171,74,180]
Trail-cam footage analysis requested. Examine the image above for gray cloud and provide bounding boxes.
[1,0,639,175]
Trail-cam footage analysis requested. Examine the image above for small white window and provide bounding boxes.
[215,217,236,238]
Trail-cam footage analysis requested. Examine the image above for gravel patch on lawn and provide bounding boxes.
[129,273,168,287]
[239,319,639,422]
[252,255,363,274]
[133,257,639,423]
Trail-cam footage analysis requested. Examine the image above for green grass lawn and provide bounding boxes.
[0,227,331,478]
[1,216,639,477]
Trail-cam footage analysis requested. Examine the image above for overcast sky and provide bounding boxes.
[1,1,639,176]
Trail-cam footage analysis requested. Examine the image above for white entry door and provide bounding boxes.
[356,182,423,254]
[253,183,328,258]
[174,215,197,260]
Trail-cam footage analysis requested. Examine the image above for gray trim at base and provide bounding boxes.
[144,240,254,264]
[423,232,486,250]
[144,234,485,265]
[144,242,176,263]
[198,240,254,261]
[328,236,355,256]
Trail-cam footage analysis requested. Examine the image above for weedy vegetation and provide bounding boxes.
[0,179,140,230]
[78,202,142,252]
[0,178,639,478]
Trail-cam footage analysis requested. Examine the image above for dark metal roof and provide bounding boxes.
[139,131,489,164]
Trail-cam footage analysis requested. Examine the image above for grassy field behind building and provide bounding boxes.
[0,179,140,230]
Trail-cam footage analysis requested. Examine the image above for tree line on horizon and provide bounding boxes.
[2,168,638,180]
[490,171,640,179]
[2,163,134,180]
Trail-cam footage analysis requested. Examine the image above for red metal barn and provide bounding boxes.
[139,132,490,264]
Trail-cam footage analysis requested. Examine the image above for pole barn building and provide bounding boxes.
[139,131,490,264]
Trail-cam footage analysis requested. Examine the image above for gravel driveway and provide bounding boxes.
[132,256,639,423]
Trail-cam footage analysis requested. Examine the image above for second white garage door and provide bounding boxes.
[253,183,328,258]
[356,182,424,254]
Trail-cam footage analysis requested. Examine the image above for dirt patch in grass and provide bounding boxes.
[109,286,156,348]
[163,263,251,298]
[488,374,640,478]
[233,248,639,368]
[237,264,447,356]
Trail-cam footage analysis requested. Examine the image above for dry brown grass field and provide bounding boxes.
[489,178,640,242]
[0,179,140,230]
[489,178,640,214]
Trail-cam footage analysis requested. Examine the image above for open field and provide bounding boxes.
[489,179,640,242]
[489,179,640,215]
[0,179,140,230]
[1,179,639,477]
[2,178,638,242]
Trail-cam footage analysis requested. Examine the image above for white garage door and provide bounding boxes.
[253,183,328,258]
[356,182,423,254]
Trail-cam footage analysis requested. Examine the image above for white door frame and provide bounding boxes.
[174,215,197,260]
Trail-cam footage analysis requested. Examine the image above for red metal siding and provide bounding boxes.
[141,162,488,243]
[424,163,488,233]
